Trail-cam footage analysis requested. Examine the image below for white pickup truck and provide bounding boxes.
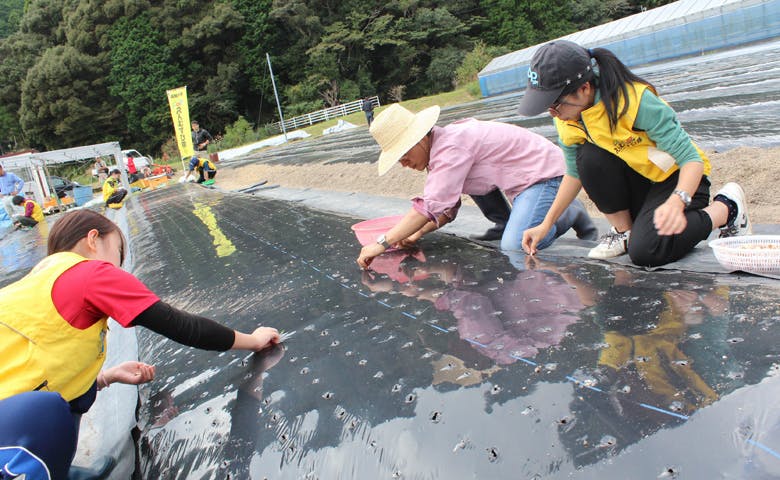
[93,149,151,176]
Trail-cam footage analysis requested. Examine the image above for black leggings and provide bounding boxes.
[576,142,713,267]
[17,216,38,227]
[105,189,127,206]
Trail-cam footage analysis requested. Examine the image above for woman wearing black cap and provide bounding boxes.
[518,40,751,267]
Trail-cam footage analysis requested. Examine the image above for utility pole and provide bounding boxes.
[266,53,288,141]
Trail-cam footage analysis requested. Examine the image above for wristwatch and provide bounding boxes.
[376,234,390,249]
[672,189,691,207]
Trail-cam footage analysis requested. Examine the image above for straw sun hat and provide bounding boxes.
[370,104,440,176]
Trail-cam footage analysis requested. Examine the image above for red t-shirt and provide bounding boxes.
[51,260,160,330]
[127,158,137,174]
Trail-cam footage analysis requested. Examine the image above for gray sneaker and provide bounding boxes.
[588,227,630,259]
[716,182,752,238]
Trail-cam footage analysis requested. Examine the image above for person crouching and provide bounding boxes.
[11,195,44,227]
[102,169,128,206]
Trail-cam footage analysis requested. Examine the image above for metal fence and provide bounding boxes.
[267,96,380,134]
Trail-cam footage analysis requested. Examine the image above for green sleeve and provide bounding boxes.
[560,139,580,179]
[634,89,703,167]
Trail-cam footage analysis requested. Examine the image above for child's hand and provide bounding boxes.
[100,361,155,388]
[250,327,280,351]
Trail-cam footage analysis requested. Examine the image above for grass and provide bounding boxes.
[296,86,478,139]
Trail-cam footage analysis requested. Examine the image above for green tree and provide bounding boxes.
[455,41,510,87]
[231,0,277,124]
[478,0,573,49]
[0,0,65,146]
[0,0,24,38]
[221,115,259,148]
[107,13,183,152]
[19,45,124,149]
[426,46,466,91]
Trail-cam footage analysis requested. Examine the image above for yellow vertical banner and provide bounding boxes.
[166,86,195,159]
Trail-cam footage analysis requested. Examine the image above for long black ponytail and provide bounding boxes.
[589,47,656,131]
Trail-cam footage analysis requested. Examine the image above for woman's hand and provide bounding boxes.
[250,327,280,351]
[654,196,687,235]
[397,230,423,249]
[231,327,280,351]
[100,361,156,389]
[522,224,552,255]
[357,243,386,269]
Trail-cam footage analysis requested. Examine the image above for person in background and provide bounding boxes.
[0,209,280,479]
[11,195,44,227]
[94,158,109,184]
[126,155,139,183]
[0,163,25,221]
[191,120,213,154]
[102,169,127,207]
[356,104,597,269]
[189,120,216,185]
[188,156,218,185]
[518,40,750,267]
[362,97,376,126]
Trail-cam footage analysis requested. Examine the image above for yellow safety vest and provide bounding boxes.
[194,157,216,171]
[23,199,44,222]
[0,252,107,401]
[102,177,119,202]
[555,82,710,182]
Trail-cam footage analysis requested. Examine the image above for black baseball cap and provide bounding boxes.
[518,40,593,116]
[110,168,121,175]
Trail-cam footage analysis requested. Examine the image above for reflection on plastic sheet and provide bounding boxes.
[0,219,51,287]
[129,186,780,479]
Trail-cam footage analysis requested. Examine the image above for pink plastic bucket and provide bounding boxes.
[351,215,404,246]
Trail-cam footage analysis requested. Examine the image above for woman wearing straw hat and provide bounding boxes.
[357,104,597,269]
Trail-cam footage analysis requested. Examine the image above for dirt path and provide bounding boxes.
[218,146,780,224]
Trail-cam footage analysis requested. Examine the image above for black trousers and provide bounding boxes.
[17,216,38,227]
[105,189,128,205]
[470,188,511,229]
[197,169,217,183]
[576,142,713,267]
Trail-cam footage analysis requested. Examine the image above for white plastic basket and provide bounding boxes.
[709,235,780,274]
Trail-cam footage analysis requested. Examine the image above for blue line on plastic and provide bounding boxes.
[357,292,370,298]
[638,403,689,420]
[747,439,780,460]
[465,338,487,348]
[401,312,417,319]
[428,323,449,333]
[311,266,321,272]
[377,300,392,308]
[563,376,604,392]
[325,275,334,280]
[510,354,538,366]
[340,283,351,289]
